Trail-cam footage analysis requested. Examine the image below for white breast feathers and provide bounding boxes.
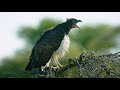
[45,34,70,68]
[55,34,70,59]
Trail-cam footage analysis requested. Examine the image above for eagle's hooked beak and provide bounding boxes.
[75,20,82,29]
[77,20,82,23]
[72,20,82,29]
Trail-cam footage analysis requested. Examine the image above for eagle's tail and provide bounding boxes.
[25,62,32,71]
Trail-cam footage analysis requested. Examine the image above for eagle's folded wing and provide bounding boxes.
[26,28,65,70]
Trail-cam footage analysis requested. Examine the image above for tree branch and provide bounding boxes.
[37,51,120,78]
[55,51,120,78]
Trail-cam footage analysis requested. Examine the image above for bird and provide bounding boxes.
[25,18,82,72]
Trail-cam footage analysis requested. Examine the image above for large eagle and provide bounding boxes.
[25,18,82,72]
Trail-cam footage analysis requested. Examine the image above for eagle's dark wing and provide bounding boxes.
[25,28,65,71]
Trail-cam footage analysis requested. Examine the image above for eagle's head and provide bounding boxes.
[66,18,82,29]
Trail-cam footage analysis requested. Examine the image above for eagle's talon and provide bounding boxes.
[51,66,59,72]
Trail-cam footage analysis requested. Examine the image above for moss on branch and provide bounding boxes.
[36,51,120,78]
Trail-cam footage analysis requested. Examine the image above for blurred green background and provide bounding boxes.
[0,16,120,78]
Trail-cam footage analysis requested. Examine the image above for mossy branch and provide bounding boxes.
[37,51,120,78]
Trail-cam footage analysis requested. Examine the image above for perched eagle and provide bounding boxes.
[25,18,82,71]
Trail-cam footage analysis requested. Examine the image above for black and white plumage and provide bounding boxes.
[25,18,82,71]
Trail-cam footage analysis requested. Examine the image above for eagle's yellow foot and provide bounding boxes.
[51,66,59,72]
[51,65,64,72]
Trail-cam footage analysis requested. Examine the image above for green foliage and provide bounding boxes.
[0,51,31,78]
[18,18,62,48]
[70,24,120,51]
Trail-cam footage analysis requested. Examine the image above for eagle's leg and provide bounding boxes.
[49,55,64,73]
[42,60,54,77]
[57,61,64,68]
[37,66,50,78]
[51,60,59,72]
[55,57,65,69]
[48,56,59,72]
